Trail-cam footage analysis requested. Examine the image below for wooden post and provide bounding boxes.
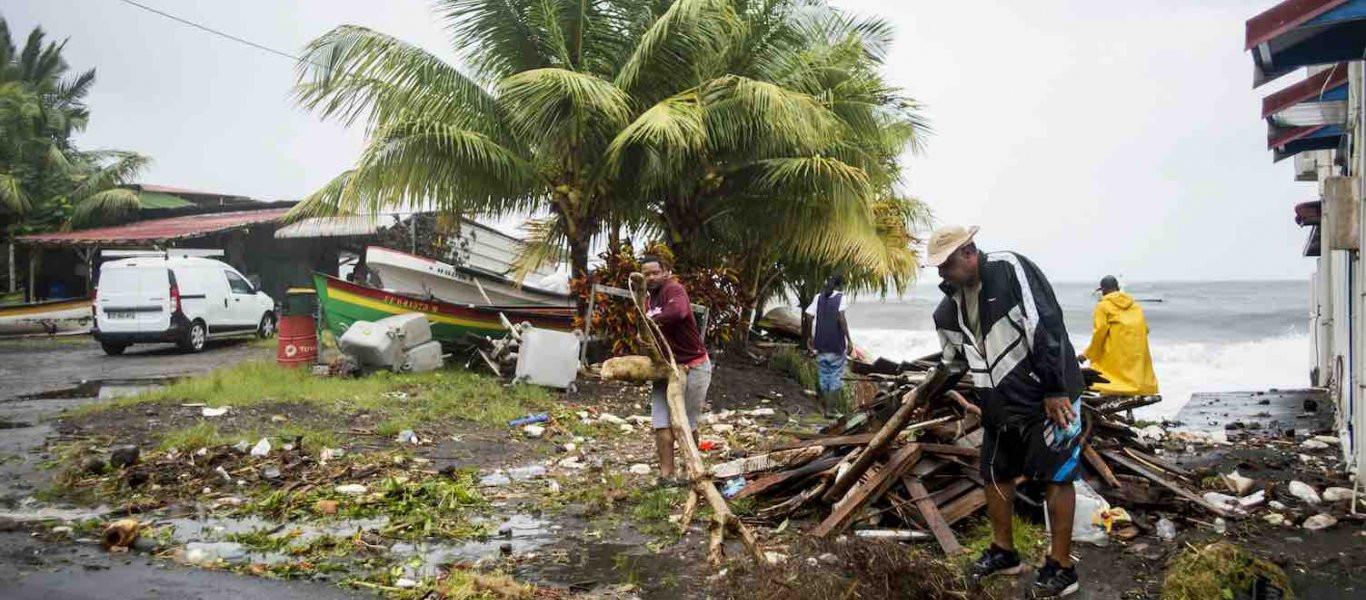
[28,249,38,302]
[7,241,14,293]
[627,273,764,565]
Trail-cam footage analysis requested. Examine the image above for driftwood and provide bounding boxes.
[626,273,763,565]
[821,366,953,503]
[711,447,824,479]
[1103,450,1234,518]
[903,475,964,554]
[812,443,924,537]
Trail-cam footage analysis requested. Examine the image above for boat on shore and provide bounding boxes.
[363,245,569,306]
[0,297,92,336]
[312,273,574,346]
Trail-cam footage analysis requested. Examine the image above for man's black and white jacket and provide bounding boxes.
[933,251,1084,426]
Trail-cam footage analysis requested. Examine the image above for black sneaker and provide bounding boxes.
[1031,557,1079,598]
[968,544,1025,580]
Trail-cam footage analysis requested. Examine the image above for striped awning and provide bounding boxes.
[1246,0,1366,86]
[1268,123,1346,161]
[1261,63,1349,127]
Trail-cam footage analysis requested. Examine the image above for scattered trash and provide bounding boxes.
[711,423,735,434]
[101,518,141,550]
[315,500,338,515]
[507,465,547,481]
[1301,439,1330,450]
[51,526,72,536]
[1322,487,1355,503]
[628,463,651,476]
[397,430,419,444]
[319,448,345,462]
[1312,435,1341,446]
[598,413,626,426]
[233,441,250,453]
[509,413,550,427]
[852,529,930,541]
[557,457,586,470]
[722,476,746,498]
[1238,490,1267,510]
[618,423,634,434]
[1264,513,1286,526]
[1156,517,1177,541]
[522,424,545,438]
[260,466,282,482]
[109,445,140,468]
[1269,500,1287,511]
[214,466,232,483]
[561,442,577,453]
[699,440,719,452]
[270,414,287,423]
[1303,514,1338,531]
[749,408,775,417]
[480,472,512,487]
[1213,518,1227,535]
[626,415,651,426]
[249,438,271,457]
[763,551,788,564]
[179,541,246,565]
[1288,480,1321,504]
[395,578,418,589]
[1202,492,1243,514]
[335,484,368,495]
[201,407,229,417]
[1221,470,1255,496]
[1072,479,1111,545]
[1137,425,1166,444]
[547,480,561,494]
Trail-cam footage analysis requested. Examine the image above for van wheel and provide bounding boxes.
[256,312,276,339]
[179,320,207,353]
[101,342,128,356]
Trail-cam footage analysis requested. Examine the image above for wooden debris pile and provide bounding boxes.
[709,356,1237,554]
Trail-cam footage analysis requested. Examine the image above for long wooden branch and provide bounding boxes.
[627,273,764,565]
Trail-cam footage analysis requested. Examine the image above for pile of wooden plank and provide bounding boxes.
[715,359,1234,554]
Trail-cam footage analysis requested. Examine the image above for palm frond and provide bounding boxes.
[69,187,139,228]
[510,216,568,284]
[0,172,29,214]
[69,151,150,201]
[285,170,356,223]
[613,0,740,101]
[497,67,631,155]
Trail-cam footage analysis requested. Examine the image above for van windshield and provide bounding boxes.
[100,266,168,294]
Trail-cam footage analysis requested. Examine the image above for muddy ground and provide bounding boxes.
[2,336,1366,599]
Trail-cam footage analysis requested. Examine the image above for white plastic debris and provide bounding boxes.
[234,441,250,453]
[1137,425,1166,443]
[557,457,586,470]
[1202,492,1243,514]
[1302,439,1330,450]
[598,413,626,425]
[397,430,419,444]
[764,551,788,564]
[1156,517,1177,541]
[711,424,735,434]
[618,423,635,434]
[249,438,271,457]
[395,578,418,589]
[562,442,577,453]
[480,472,512,487]
[508,465,546,481]
[628,463,651,475]
[1312,435,1341,446]
[1264,513,1286,526]
[1269,500,1287,511]
[523,425,545,438]
[1303,514,1338,531]
[319,448,345,462]
[1323,487,1355,503]
[546,480,561,494]
[749,408,775,417]
[201,407,229,417]
[626,415,651,426]
[335,484,368,495]
[1221,470,1255,496]
[1238,490,1267,510]
[1289,480,1322,504]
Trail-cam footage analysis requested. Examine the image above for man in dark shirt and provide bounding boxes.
[641,255,712,481]
[928,225,1084,598]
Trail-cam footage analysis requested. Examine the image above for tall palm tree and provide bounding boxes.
[0,18,148,233]
[290,0,743,288]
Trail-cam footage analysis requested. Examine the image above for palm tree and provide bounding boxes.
[289,0,744,290]
[0,18,149,233]
[606,4,929,340]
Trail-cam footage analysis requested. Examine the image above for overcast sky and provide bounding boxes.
[4,0,1314,283]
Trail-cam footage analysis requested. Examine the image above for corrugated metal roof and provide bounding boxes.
[136,191,194,209]
[274,216,384,239]
[134,183,235,197]
[17,208,290,247]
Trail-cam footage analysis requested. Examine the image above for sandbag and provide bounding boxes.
[601,355,668,383]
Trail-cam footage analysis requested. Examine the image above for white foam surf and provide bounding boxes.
[850,328,1311,421]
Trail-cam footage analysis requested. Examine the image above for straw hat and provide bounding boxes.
[924,225,979,267]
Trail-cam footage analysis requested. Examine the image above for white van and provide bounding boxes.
[93,255,277,355]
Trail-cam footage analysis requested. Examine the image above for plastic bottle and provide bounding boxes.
[1156,517,1177,541]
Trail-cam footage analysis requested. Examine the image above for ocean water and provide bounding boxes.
[846,280,1310,420]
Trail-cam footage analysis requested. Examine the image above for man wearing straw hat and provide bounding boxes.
[926,225,1085,598]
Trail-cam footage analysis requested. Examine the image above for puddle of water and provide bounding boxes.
[18,378,171,401]
[0,506,111,523]
[391,513,556,578]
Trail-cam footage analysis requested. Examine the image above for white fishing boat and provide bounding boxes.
[364,245,570,306]
[0,297,93,336]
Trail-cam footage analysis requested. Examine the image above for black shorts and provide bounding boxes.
[980,402,1084,484]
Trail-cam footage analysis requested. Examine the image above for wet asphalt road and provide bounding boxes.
[0,335,361,600]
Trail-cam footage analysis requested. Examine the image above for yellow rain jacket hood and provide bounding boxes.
[1082,291,1159,396]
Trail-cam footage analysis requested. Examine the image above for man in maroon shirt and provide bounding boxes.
[641,255,712,481]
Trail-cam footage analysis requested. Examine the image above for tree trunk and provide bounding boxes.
[662,196,705,270]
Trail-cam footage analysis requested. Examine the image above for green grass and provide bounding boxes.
[157,421,228,451]
[631,487,684,539]
[1162,542,1293,600]
[72,360,558,430]
[958,515,1048,566]
[770,347,850,408]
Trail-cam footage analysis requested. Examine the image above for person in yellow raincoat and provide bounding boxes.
[1078,276,1159,396]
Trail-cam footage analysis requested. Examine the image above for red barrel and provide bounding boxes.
[277,315,318,368]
